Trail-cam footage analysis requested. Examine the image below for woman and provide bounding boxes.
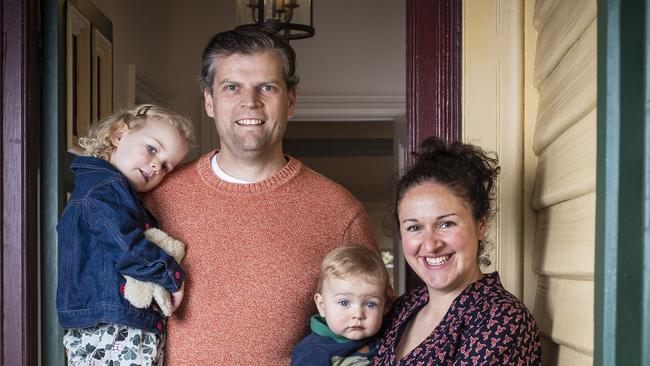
[372,137,541,365]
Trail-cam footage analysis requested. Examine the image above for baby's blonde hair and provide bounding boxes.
[79,104,195,161]
[316,245,390,299]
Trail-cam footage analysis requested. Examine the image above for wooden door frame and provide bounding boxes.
[1,0,40,364]
[405,0,462,289]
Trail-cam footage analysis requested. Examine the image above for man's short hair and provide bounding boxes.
[200,27,300,94]
[316,244,390,298]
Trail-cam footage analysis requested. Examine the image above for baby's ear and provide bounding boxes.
[110,122,130,146]
[314,293,326,318]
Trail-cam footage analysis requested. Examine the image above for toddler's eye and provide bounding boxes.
[365,301,378,309]
[147,145,157,154]
[337,300,349,307]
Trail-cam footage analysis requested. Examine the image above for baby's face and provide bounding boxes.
[109,118,188,192]
[314,274,386,340]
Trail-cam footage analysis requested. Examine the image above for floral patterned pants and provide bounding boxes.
[63,323,165,366]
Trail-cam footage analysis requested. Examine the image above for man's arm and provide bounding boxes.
[342,208,378,249]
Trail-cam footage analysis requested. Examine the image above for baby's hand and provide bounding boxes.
[171,281,185,313]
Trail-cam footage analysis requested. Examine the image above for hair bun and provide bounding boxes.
[414,137,449,161]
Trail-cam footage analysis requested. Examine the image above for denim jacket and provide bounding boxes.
[57,156,185,333]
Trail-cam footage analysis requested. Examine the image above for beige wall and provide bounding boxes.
[527,0,596,364]
[462,0,524,296]
[464,0,597,364]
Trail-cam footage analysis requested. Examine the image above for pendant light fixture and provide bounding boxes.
[236,0,315,40]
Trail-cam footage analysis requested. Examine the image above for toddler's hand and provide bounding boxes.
[171,281,185,313]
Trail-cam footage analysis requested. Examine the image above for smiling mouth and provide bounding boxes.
[139,169,149,183]
[424,254,452,266]
[236,118,264,126]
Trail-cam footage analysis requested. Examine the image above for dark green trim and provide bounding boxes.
[41,0,66,364]
[596,0,649,364]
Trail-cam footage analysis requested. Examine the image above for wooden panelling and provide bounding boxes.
[529,0,598,364]
[533,20,597,154]
[542,336,593,366]
[533,0,596,88]
[532,109,596,209]
[534,276,594,355]
[463,0,524,295]
[556,346,593,366]
[533,193,595,278]
[532,0,559,29]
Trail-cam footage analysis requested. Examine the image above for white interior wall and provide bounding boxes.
[168,1,236,157]
[292,0,405,97]
[92,0,172,111]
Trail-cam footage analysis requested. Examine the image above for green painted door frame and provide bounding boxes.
[595,0,650,364]
[41,0,69,364]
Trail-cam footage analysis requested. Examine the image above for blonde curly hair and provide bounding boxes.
[79,104,195,161]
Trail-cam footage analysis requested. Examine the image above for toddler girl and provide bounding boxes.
[57,104,194,365]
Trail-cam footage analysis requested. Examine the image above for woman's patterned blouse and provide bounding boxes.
[372,272,541,365]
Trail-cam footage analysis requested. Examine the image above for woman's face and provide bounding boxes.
[398,181,486,298]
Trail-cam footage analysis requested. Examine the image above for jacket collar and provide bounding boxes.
[310,315,351,344]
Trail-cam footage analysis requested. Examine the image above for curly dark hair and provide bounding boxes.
[392,137,500,265]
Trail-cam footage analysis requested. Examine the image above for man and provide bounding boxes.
[146,28,378,364]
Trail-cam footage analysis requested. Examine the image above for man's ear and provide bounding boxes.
[204,89,215,118]
[287,88,296,119]
[314,293,326,318]
[110,122,130,147]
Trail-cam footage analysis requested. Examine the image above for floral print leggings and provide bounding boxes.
[63,323,165,366]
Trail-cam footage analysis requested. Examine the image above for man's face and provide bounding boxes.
[204,50,296,159]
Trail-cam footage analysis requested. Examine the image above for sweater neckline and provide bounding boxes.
[196,150,302,193]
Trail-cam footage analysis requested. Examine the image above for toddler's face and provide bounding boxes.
[109,118,188,192]
[314,274,386,340]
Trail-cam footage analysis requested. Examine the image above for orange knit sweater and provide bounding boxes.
[145,151,377,365]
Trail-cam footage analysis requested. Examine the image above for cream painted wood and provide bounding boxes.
[292,95,405,122]
[533,20,597,154]
[532,0,559,29]
[527,0,598,363]
[523,0,540,310]
[541,337,594,366]
[532,109,596,209]
[533,0,597,87]
[534,276,594,355]
[555,346,593,366]
[462,0,523,296]
[533,193,595,278]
